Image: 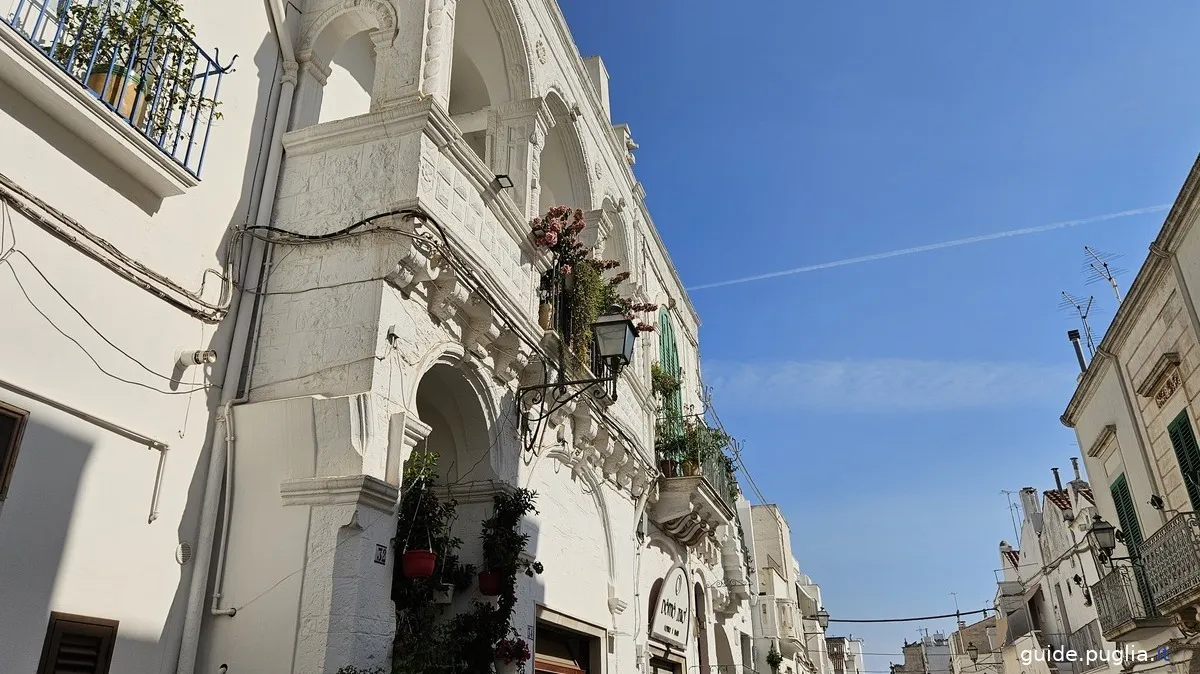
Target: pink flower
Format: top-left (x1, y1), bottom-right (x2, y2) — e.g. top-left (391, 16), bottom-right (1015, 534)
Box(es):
top-left (543, 232), bottom-right (558, 247)
top-left (560, 264), bottom-right (572, 275)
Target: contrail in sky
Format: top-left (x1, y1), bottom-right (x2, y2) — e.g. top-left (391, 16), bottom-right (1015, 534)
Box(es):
top-left (687, 204), bottom-right (1172, 291)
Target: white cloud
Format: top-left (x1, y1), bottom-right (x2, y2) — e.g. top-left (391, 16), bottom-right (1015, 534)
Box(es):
top-left (702, 358), bottom-right (1076, 413)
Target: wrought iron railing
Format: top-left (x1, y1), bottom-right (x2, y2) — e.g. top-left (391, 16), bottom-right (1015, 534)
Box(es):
top-left (3, 0), bottom-right (230, 178)
top-left (1141, 512), bottom-right (1200, 609)
top-left (1090, 564), bottom-right (1157, 635)
top-left (688, 667), bottom-right (759, 674)
top-left (1066, 620), bottom-right (1104, 674)
top-left (538, 269), bottom-right (617, 398)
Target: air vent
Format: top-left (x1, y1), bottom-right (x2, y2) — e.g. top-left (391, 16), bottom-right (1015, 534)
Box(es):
top-left (176, 542), bottom-right (193, 565)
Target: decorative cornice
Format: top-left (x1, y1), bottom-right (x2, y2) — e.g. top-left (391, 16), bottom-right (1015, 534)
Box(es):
top-left (1062, 153), bottom-right (1200, 425)
top-left (1135, 352), bottom-right (1181, 397)
top-left (280, 475), bottom-right (399, 512)
top-left (1087, 424), bottom-right (1118, 458)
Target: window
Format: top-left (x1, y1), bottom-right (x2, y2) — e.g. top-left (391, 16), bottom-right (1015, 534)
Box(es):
top-left (1166, 409), bottom-right (1200, 510)
top-left (657, 309), bottom-right (683, 423)
top-left (37, 612), bottom-right (118, 674)
top-left (1109, 474), bottom-right (1154, 610)
top-left (0, 400), bottom-right (29, 500)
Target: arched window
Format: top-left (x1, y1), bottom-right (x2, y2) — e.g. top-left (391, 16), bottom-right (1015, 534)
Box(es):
top-left (657, 309), bottom-right (683, 423)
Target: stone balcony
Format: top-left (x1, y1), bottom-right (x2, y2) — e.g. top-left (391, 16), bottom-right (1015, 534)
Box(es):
top-left (648, 456), bottom-right (737, 552)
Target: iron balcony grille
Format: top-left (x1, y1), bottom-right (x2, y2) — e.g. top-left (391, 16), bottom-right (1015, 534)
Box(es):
top-left (4, 0), bottom-right (229, 178)
top-left (1090, 563), bottom-right (1158, 635)
top-left (1140, 512), bottom-right (1200, 610)
top-left (538, 268), bottom-right (619, 398)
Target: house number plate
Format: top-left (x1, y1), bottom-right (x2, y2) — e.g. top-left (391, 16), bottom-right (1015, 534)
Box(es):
top-left (374, 544), bottom-right (387, 565)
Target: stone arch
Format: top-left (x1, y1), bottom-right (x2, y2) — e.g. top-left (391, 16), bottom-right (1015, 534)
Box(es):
top-left (448, 0), bottom-right (534, 161)
top-left (538, 88), bottom-right (594, 212)
top-left (292, 0), bottom-right (399, 127)
top-left (409, 346), bottom-right (501, 484)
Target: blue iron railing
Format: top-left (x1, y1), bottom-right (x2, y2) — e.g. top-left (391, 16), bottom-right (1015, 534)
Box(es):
top-left (3, 0), bottom-right (234, 178)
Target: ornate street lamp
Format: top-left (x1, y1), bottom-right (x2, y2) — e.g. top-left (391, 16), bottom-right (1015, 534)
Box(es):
top-left (1087, 514), bottom-right (1117, 559)
top-left (517, 306), bottom-right (637, 416)
top-left (816, 607), bottom-right (830, 631)
top-left (967, 642), bottom-right (979, 664)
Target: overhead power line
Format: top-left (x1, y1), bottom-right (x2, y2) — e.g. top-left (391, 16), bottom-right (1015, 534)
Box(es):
top-left (826, 608), bottom-right (991, 624)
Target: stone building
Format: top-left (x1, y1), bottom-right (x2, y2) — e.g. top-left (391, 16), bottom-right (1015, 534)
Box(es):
top-left (0, 0), bottom-right (765, 673)
top-left (1060, 153), bottom-right (1200, 674)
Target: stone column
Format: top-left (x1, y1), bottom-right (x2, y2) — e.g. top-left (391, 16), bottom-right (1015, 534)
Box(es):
top-left (291, 53), bottom-right (331, 130)
top-left (283, 475), bottom-right (400, 674)
top-left (385, 409), bottom-right (433, 486)
top-left (490, 98), bottom-right (553, 220)
top-left (416, 0), bottom-right (458, 110)
top-left (370, 10), bottom-right (426, 110)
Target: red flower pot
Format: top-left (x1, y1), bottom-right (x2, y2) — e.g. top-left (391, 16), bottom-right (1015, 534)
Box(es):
top-left (402, 550), bottom-right (437, 579)
top-left (478, 570), bottom-right (503, 596)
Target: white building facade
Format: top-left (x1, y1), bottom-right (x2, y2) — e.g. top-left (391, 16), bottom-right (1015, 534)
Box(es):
top-left (991, 468), bottom-right (1119, 674)
top-left (1061, 154), bottom-right (1200, 674)
top-left (1, 0), bottom-right (762, 673)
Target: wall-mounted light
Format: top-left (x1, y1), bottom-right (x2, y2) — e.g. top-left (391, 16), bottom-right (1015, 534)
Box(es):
top-left (491, 174), bottom-right (514, 191)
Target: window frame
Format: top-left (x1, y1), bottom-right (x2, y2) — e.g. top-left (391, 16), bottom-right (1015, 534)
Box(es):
top-left (36, 611), bottom-right (119, 674)
top-left (0, 399), bottom-right (29, 500)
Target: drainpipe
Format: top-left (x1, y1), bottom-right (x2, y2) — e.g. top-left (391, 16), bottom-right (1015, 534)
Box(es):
top-left (174, 5), bottom-right (298, 673)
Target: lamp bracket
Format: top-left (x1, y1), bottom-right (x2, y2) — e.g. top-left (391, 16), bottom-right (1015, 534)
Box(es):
top-left (518, 374), bottom-right (617, 422)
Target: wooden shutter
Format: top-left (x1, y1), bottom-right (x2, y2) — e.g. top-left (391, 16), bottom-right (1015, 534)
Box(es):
top-left (0, 400), bottom-right (29, 500)
top-left (1166, 410), bottom-right (1200, 511)
top-left (657, 309), bottom-right (683, 422)
top-left (1110, 474), bottom-right (1143, 551)
top-left (37, 613), bottom-right (118, 674)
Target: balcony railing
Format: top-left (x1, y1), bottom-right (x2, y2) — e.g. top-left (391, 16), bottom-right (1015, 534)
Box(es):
top-left (688, 667), bottom-right (759, 674)
top-left (537, 269), bottom-right (618, 398)
top-left (1141, 512), bottom-right (1200, 611)
top-left (3, 0), bottom-right (229, 178)
top-left (657, 448), bottom-right (738, 513)
top-left (1090, 564), bottom-right (1158, 636)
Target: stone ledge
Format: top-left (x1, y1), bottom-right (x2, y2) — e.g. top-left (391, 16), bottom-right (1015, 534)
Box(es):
top-left (280, 475), bottom-right (398, 512)
top-left (1136, 352), bottom-right (1181, 396)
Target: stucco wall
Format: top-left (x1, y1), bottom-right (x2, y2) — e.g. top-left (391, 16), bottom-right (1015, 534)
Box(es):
top-left (0, 0), bottom-right (277, 669)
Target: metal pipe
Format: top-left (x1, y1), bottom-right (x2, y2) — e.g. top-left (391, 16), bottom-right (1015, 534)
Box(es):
top-left (0, 377), bottom-right (169, 523)
top-left (175, 9), bottom-right (297, 670)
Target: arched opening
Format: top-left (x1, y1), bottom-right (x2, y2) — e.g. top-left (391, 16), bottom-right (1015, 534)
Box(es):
top-left (318, 30), bottom-right (376, 124)
top-left (538, 94), bottom-right (590, 212)
top-left (694, 583), bottom-right (710, 670)
top-left (414, 362), bottom-right (496, 484)
top-left (448, 0), bottom-right (514, 162)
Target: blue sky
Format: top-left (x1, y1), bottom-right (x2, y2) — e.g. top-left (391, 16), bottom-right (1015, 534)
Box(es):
top-left (560, 0), bottom-right (1200, 670)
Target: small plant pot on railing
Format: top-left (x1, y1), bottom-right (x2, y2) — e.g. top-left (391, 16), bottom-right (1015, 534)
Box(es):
top-left (401, 550), bottom-right (437, 579)
top-left (478, 570), bottom-right (503, 596)
top-left (681, 460), bottom-right (700, 477)
top-left (86, 65), bottom-right (148, 127)
top-left (538, 302), bottom-right (554, 331)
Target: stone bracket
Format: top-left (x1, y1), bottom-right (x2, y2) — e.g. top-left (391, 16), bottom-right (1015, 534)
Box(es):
top-left (280, 475), bottom-right (399, 513)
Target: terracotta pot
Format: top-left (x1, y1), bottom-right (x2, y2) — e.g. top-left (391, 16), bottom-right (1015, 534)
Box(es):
top-left (401, 550), bottom-right (437, 579)
top-left (659, 459), bottom-right (678, 477)
top-left (538, 302), bottom-right (554, 330)
top-left (86, 65), bottom-right (148, 127)
top-left (478, 570), bottom-right (503, 596)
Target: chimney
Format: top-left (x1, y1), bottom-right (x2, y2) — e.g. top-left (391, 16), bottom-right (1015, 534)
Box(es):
top-left (1052, 467), bottom-right (1063, 491)
top-left (1071, 457), bottom-right (1082, 481)
top-left (1068, 330), bottom-right (1088, 373)
top-left (1019, 487), bottom-right (1041, 518)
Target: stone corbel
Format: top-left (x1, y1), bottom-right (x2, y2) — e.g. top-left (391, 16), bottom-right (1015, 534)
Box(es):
top-left (547, 388), bottom-right (576, 427)
top-left (385, 241), bottom-right (438, 296)
top-left (462, 293), bottom-right (501, 357)
top-left (616, 455), bottom-right (639, 491)
top-left (602, 441), bottom-right (630, 481)
top-left (488, 329), bottom-right (524, 384)
top-left (428, 260), bottom-right (469, 322)
top-left (588, 424), bottom-right (611, 472)
top-left (631, 470), bottom-right (649, 498)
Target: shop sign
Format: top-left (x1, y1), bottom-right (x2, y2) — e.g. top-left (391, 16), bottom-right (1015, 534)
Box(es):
top-left (649, 566), bottom-right (690, 649)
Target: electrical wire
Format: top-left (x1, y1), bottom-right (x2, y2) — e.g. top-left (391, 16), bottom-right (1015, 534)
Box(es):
top-left (827, 608), bottom-right (993, 624)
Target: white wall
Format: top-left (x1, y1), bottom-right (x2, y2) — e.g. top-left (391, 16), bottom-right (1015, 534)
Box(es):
top-left (0, 0), bottom-right (276, 669)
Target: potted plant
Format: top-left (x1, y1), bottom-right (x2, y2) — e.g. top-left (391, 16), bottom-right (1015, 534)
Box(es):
top-left (656, 415), bottom-right (731, 477)
top-left (398, 450), bottom-right (441, 579)
top-left (494, 630), bottom-right (532, 674)
top-left (53, 0), bottom-right (221, 141)
top-left (479, 489), bottom-right (541, 597)
top-left (651, 362), bottom-right (681, 399)
top-left (767, 644), bottom-right (783, 672)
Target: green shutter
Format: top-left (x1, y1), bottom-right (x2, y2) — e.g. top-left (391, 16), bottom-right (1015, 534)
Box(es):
top-left (1110, 474), bottom-right (1155, 612)
top-left (1166, 410), bottom-right (1200, 511)
top-left (1110, 474), bottom-right (1143, 552)
top-left (657, 309), bottom-right (683, 424)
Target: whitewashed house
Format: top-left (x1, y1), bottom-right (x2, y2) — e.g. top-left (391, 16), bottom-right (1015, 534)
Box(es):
top-left (749, 504), bottom-right (833, 674)
top-left (0, 0), bottom-right (278, 671)
top-left (1060, 153), bottom-right (1200, 674)
top-left (991, 467), bottom-right (1119, 674)
top-left (1, 0), bottom-right (761, 673)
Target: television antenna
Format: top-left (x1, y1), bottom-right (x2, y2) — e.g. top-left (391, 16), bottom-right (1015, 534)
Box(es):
top-left (1059, 291), bottom-right (1097, 357)
top-left (1083, 246), bottom-right (1125, 304)
top-left (1000, 490), bottom-right (1021, 541)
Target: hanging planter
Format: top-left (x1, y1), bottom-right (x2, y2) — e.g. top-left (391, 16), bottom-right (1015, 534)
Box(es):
top-left (402, 549), bottom-right (437, 579)
top-left (478, 570), bottom-right (503, 596)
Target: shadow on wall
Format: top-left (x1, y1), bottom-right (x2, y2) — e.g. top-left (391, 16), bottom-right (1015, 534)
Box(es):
top-left (156, 30), bottom-right (282, 673)
top-left (0, 419), bottom-right (94, 672)
top-left (0, 76), bottom-right (162, 214)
